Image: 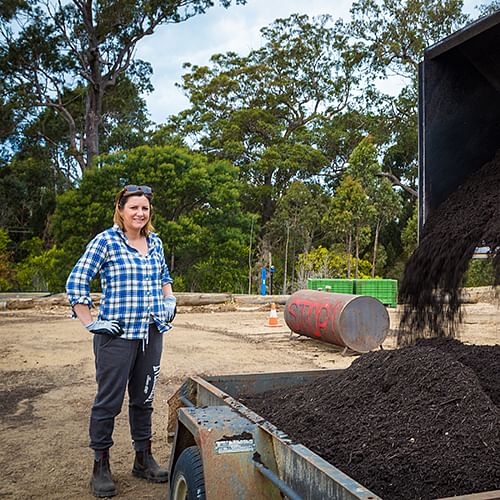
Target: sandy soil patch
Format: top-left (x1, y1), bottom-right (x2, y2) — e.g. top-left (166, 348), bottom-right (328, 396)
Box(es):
top-left (0, 302), bottom-right (497, 499)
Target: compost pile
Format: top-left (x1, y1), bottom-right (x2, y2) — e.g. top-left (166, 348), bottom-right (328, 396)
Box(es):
top-left (398, 151), bottom-right (500, 344)
top-left (242, 339), bottom-right (500, 500)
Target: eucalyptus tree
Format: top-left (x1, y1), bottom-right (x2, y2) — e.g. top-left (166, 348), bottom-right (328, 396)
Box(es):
top-left (169, 14), bottom-right (363, 226)
top-left (346, 137), bottom-right (402, 275)
top-left (0, 147), bottom-right (66, 254)
top-left (349, 0), bottom-right (469, 81)
top-left (0, 0), bottom-right (246, 174)
top-left (346, 0), bottom-right (469, 201)
top-left (266, 181), bottom-right (328, 293)
top-left (0, 70), bottom-right (151, 255)
top-left (477, 1), bottom-right (500, 15)
top-left (323, 175), bottom-right (375, 279)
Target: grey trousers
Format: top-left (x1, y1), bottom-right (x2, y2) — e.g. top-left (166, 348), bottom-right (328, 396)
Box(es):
top-left (90, 324), bottom-right (163, 452)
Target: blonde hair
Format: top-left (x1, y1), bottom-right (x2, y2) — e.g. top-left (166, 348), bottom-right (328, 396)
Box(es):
top-left (113, 190), bottom-right (154, 237)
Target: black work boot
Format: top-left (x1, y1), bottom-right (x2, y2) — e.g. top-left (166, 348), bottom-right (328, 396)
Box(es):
top-left (132, 442), bottom-right (169, 483)
top-left (90, 451), bottom-right (117, 497)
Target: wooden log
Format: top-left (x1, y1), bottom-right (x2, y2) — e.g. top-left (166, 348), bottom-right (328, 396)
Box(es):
top-left (6, 298), bottom-right (35, 310)
top-left (232, 294), bottom-right (290, 305)
top-left (5, 288), bottom-right (493, 310)
top-left (460, 286), bottom-right (498, 304)
top-left (176, 293), bottom-right (232, 306)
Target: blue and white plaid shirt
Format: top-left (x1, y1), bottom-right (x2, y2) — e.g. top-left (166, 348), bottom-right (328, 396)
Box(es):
top-left (66, 224), bottom-right (174, 339)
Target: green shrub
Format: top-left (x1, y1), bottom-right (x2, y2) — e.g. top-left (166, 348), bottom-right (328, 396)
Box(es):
top-left (464, 258), bottom-right (495, 287)
top-left (297, 245), bottom-right (373, 285)
top-left (0, 229), bottom-right (15, 291)
top-left (16, 240), bottom-right (69, 293)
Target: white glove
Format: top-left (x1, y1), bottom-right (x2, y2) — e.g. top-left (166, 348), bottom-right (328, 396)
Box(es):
top-left (86, 320), bottom-right (124, 337)
top-left (164, 296), bottom-right (177, 323)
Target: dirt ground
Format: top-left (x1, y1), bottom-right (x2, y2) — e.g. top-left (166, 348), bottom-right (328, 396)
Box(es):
top-left (0, 300), bottom-right (498, 499)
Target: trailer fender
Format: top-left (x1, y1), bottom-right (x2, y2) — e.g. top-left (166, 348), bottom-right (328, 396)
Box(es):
top-left (172, 405), bottom-right (283, 500)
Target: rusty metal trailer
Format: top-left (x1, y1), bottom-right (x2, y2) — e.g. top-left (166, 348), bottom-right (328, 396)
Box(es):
top-left (166, 370), bottom-right (500, 500)
top-left (167, 369), bottom-right (380, 500)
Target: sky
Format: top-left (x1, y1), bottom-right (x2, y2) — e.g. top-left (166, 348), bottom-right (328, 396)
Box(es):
top-left (135, 0), bottom-right (482, 124)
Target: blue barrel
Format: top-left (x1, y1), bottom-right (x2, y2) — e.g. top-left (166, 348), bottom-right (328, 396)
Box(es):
top-left (284, 290), bottom-right (390, 353)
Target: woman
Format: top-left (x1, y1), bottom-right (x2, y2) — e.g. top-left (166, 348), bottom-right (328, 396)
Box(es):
top-left (66, 185), bottom-right (176, 497)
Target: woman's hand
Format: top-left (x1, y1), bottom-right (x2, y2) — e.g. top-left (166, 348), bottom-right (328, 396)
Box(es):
top-left (164, 296), bottom-right (177, 323)
top-left (86, 320), bottom-right (124, 337)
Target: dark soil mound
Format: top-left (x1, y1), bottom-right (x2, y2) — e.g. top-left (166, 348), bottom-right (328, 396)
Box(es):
top-left (398, 153), bottom-right (500, 344)
top-left (242, 343), bottom-right (500, 500)
top-left (416, 337), bottom-right (500, 407)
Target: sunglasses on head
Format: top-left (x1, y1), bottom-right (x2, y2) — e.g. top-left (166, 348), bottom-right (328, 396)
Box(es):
top-left (121, 185), bottom-right (153, 198)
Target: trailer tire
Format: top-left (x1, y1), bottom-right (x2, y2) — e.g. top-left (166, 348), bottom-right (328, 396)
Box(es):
top-left (170, 446), bottom-right (206, 500)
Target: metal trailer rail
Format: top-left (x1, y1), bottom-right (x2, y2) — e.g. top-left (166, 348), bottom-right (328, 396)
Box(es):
top-left (167, 370), bottom-right (500, 500)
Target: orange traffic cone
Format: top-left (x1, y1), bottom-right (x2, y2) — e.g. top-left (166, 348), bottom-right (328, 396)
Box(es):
top-left (265, 302), bottom-right (281, 327)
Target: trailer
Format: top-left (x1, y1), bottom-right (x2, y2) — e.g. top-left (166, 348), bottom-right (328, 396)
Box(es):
top-left (167, 369), bottom-right (381, 500)
top-left (166, 369), bottom-right (500, 500)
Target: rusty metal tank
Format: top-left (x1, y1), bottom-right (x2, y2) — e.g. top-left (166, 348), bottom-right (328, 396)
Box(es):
top-left (284, 290), bottom-right (390, 353)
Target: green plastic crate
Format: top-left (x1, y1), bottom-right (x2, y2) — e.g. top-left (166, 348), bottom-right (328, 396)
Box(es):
top-left (354, 279), bottom-right (398, 307)
top-left (307, 278), bottom-right (323, 290)
top-left (307, 278), bottom-right (397, 306)
top-left (327, 279), bottom-right (354, 294)
top-left (307, 278), bottom-right (354, 294)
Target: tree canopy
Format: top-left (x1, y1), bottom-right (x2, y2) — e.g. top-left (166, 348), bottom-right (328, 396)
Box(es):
top-left (2, 1), bottom-right (497, 293)
top-left (50, 144), bottom-right (251, 292)
top-left (0, 0), bottom-right (246, 173)
top-left (161, 14), bottom-right (363, 225)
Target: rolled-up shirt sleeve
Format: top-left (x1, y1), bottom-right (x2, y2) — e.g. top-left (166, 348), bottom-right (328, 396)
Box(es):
top-left (66, 235), bottom-right (108, 308)
top-left (157, 238), bottom-right (173, 286)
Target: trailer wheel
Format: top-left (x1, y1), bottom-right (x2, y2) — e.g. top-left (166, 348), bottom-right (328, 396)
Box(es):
top-left (170, 446), bottom-right (206, 500)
